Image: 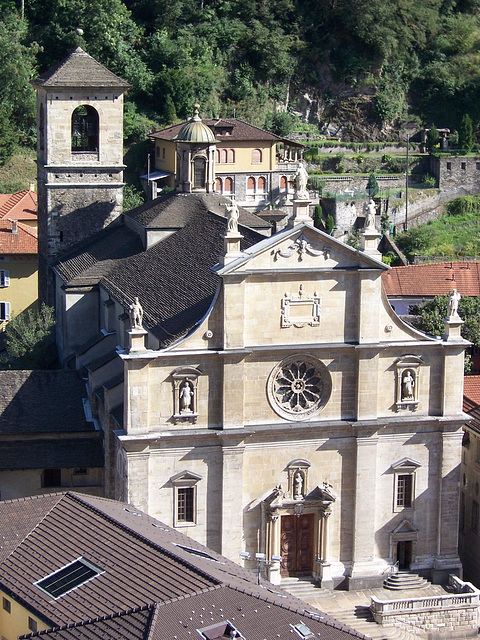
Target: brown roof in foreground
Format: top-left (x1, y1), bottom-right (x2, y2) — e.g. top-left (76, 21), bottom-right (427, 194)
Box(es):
top-left (463, 376), bottom-right (480, 432)
top-left (0, 189), bottom-right (37, 222)
top-left (32, 47), bottom-right (130, 89)
top-left (0, 219), bottom-right (37, 254)
top-left (151, 117), bottom-right (303, 146)
top-left (1, 493), bottom-right (365, 640)
top-left (382, 261), bottom-right (480, 297)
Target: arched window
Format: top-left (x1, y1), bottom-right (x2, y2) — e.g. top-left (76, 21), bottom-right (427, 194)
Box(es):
top-left (224, 177), bottom-right (233, 194)
top-left (215, 177), bottom-right (222, 192)
top-left (227, 149), bottom-right (235, 163)
top-left (193, 157), bottom-right (206, 189)
top-left (280, 176), bottom-right (287, 191)
top-left (257, 176), bottom-right (266, 193)
top-left (71, 105), bottom-right (99, 152)
top-left (288, 177), bottom-right (295, 192)
top-left (216, 149), bottom-right (220, 163)
top-left (252, 148), bottom-right (262, 163)
top-left (247, 176), bottom-right (256, 192)
top-left (220, 149), bottom-right (228, 163)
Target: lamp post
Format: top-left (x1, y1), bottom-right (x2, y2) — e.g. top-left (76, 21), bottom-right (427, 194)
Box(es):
top-left (239, 552), bottom-right (282, 585)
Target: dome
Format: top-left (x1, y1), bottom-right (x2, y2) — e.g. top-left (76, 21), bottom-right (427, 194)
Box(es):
top-left (174, 104), bottom-right (216, 144)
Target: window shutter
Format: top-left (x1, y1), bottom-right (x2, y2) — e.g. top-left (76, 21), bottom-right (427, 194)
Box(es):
top-left (4, 271), bottom-right (9, 287)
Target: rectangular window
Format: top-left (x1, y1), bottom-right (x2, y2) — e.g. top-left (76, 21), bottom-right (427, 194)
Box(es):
top-left (0, 270), bottom-right (10, 287)
top-left (2, 597), bottom-right (10, 613)
top-left (476, 437), bottom-right (480, 463)
top-left (43, 468), bottom-right (62, 488)
top-left (476, 162), bottom-right (480, 170)
top-left (177, 487), bottom-right (195, 523)
top-left (472, 500), bottom-right (479, 533)
top-left (28, 617), bottom-right (37, 633)
top-left (461, 162), bottom-right (467, 170)
top-left (396, 474), bottom-right (413, 509)
top-left (446, 162), bottom-right (452, 170)
top-left (0, 302), bottom-right (10, 321)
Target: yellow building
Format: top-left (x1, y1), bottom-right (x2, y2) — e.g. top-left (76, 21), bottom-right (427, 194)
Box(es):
top-left (0, 216), bottom-right (37, 328)
top-left (148, 110), bottom-right (304, 217)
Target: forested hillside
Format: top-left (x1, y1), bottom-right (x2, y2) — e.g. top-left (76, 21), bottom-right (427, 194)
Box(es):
top-left (2, 0), bottom-right (480, 159)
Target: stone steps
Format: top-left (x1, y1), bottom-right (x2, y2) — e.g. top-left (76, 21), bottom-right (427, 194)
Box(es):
top-left (383, 572), bottom-right (430, 591)
top-left (280, 577), bottom-right (328, 600)
top-left (327, 606), bottom-right (422, 640)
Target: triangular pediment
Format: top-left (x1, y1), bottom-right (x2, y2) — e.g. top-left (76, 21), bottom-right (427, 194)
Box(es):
top-left (391, 457), bottom-right (422, 471)
top-left (170, 469), bottom-right (202, 483)
top-left (214, 223), bottom-right (387, 275)
top-left (392, 518), bottom-right (419, 535)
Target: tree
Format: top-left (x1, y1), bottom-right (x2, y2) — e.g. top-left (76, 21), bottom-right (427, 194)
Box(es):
top-left (426, 124), bottom-right (439, 154)
top-left (459, 113), bottom-right (475, 151)
top-left (410, 294), bottom-right (480, 372)
top-left (3, 304), bottom-right (57, 369)
top-left (367, 173), bottom-right (379, 197)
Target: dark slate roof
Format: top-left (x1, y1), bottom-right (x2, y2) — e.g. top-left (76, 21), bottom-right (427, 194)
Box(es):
top-left (1, 493), bottom-right (365, 640)
top-left (32, 47), bottom-right (130, 89)
top-left (54, 194), bottom-right (265, 345)
top-left (0, 371), bottom-right (92, 435)
top-left (150, 117), bottom-right (304, 147)
top-left (0, 438), bottom-right (103, 470)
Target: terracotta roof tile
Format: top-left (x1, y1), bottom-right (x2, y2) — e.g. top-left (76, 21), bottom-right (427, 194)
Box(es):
top-left (464, 375), bottom-right (480, 406)
top-left (382, 261), bottom-right (480, 297)
top-left (151, 117), bottom-right (303, 146)
top-left (32, 47), bottom-right (130, 89)
top-left (0, 219), bottom-right (37, 254)
top-left (0, 190), bottom-right (37, 222)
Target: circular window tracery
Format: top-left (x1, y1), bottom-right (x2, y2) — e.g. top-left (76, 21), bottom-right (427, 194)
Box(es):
top-left (267, 355), bottom-right (332, 421)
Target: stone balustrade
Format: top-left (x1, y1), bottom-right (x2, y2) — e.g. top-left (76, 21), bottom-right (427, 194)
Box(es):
top-left (370, 575), bottom-right (480, 638)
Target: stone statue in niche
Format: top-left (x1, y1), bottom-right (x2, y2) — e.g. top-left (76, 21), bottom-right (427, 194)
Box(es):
top-left (364, 199), bottom-right (376, 230)
top-left (179, 378), bottom-right (194, 413)
top-left (129, 296), bottom-right (144, 330)
top-left (401, 370), bottom-right (415, 401)
top-left (447, 288), bottom-right (461, 319)
top-left (293, 470), bottom-right (304, 500)
top-left (294, 162), bottom-right (309, 199)
top-left (226, 199), bottom-right (239, 233)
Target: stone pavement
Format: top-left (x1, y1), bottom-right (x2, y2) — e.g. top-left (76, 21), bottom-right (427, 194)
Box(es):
top-left (282, 580), bottom-right (463, 640)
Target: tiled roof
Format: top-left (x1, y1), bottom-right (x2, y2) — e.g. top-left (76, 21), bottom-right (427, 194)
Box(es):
top-left (0, 219), bottom-right (37, 254)
top-left (54, 194), bottom-right (265, 345)
top-left (1, 493), bottom-right (364, 640)
top-left (464, 375), bottom-right (480, 406)
top-left (150, 117), bottom-right (303, 146)
top-left (0, 371), bottom-right (92, 435)
top-left (32, 47), bottom-right (130, 89)
top-left (0, 190), bottom-right (37, 222)
top-left (382, 261), bottom-right (480, 297)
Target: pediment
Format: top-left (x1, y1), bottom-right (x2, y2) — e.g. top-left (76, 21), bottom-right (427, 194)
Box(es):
top-left (215, 223), bottom-right (388, 275)
top-left (391, 518), bottom-right (419, 535)
top-left (391, 457), bottom-right (422, 471)
top-left (307, 483), bottom-right (337, 503)
top-left (170, 469), bottom-right (202, 483)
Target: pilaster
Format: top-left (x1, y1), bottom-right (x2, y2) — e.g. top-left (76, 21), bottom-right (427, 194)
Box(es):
top-left (220, 443), bottom-right (245, 559)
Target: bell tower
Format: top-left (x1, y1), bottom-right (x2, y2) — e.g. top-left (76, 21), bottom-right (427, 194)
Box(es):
top-left (32, 47), bottom-right (130, 304)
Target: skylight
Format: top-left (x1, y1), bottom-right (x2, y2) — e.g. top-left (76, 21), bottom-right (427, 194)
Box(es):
top-left (35, 557), bottom-right (103, 599)
top-left (291, 622), bottom-right (315, 640)
top-left (173, 543), bottom-right (219, 562)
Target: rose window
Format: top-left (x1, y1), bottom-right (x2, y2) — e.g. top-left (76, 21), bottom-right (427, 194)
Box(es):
top-left (267, 355), bottom-right (332, 421)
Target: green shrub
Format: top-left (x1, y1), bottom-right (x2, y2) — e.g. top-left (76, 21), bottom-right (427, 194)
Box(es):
top-left (446, 196), bottom-right (480, 216)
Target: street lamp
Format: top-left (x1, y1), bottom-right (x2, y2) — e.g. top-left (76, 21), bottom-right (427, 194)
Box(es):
top-left (240, 552), bottom-right (282, 585)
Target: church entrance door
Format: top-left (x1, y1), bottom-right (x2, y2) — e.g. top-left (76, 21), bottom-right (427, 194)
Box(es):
top-left (280, 513), bottom-right (314, 577)
top-left (397, 541), bottom-right (412, 570)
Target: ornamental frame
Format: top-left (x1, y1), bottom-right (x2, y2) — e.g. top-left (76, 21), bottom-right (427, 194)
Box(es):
top-left (281, 284), bottom-right (321, 328)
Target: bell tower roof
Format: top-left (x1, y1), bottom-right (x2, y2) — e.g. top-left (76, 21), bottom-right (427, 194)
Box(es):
top-left (32, 47), bottom-right (130, 89)
top-left (174, 104), bottom-right (217, 144)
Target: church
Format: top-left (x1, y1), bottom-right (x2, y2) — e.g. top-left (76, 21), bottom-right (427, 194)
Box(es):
top-left (33, 48), bottom-right (467, 590)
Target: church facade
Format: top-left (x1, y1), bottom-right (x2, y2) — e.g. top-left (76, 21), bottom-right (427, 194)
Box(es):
top-left (35, 49), bottom-right (467, 590)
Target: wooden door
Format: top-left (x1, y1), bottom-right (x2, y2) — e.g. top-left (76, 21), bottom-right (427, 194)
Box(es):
top-left (280, 513), bottom-right (314, 576)
top-left (397, 541), bottom-right (412, 570)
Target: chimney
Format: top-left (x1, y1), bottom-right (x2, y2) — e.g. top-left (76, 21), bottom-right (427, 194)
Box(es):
top-left (29, 182), bottom-right (35, 192)
top-left (11, 221), bottom-right (18, 234)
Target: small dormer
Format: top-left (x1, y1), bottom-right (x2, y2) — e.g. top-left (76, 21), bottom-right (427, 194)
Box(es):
top-left (174, 104), bottom-right (218, 193)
